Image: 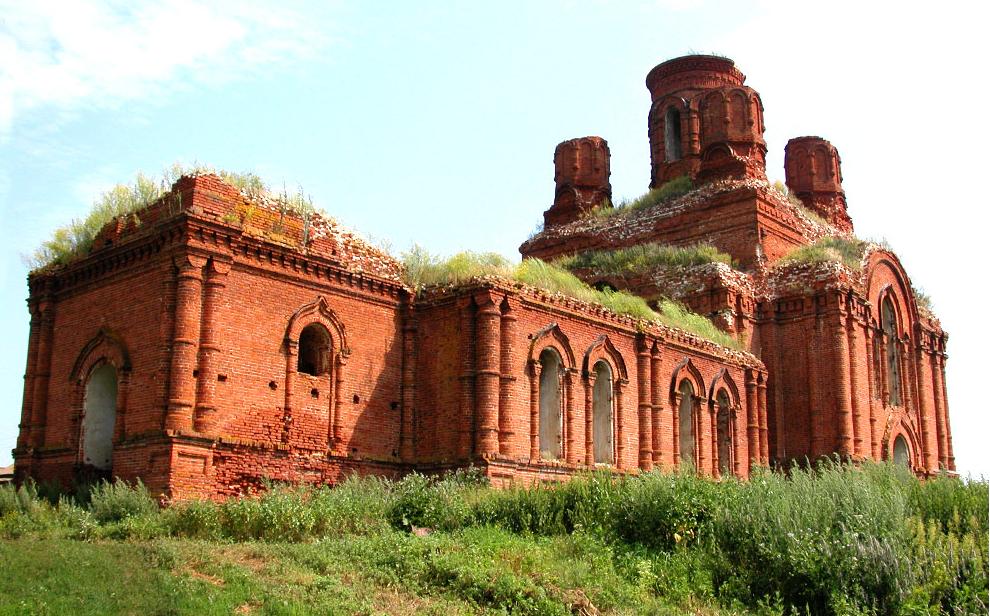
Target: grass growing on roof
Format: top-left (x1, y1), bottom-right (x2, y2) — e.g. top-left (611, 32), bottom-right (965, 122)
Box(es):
top-left (401, 248), bottom-right (740, 349)
top-left (587, 176), bottom-right (693, 219)
top-left (557, 242), bottom-right (732, 277)
top-left (779, 236), bottom-right (870, 270)
top-left (656, 299), bottom-right (738, 348)
top-left (26, 164), bottom-right (317, 272)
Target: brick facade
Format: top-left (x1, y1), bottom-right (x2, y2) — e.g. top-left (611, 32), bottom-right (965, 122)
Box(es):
top-left (13, 54), bottom-right (952, 499)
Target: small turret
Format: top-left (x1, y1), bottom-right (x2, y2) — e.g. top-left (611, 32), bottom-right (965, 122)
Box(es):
top-left (645, 55), bottom-right (767, 187)
top-left (784, 136), bottom-right (852, 232)
top-left (543, 136), bottom-right (611, 227)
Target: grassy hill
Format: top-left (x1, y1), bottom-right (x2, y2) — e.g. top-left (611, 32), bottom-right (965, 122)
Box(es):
top-left (0, 462), bottom-right (986, 615)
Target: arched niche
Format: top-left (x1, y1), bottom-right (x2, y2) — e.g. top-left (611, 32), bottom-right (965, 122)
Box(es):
top-left (538, 347), bottom-right (564, 460)
top-left (714, 388), bottom-right (733, 477)
top-left (82, 363), bottom-right (117, 471)
top-left (69, 328), bottom-right (131, 473)
top-left (592, 360), bottom-right (614, 464)
top-left (678, 378), bottom-right (696, 468)
top-left (284, 296), bottom-right (350, 447)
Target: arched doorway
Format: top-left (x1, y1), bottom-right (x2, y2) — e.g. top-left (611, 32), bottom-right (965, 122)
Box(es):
top-left (893, 435), bottom-right (910, 468)
top-left (82, 364), bottom-right (118, 471)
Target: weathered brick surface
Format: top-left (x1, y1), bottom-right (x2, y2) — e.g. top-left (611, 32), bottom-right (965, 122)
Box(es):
top-left (14, 54), bottom-right (953, 498)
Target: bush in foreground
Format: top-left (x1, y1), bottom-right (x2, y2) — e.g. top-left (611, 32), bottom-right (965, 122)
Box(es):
top-left (0, 463), bottom-right (986, 615)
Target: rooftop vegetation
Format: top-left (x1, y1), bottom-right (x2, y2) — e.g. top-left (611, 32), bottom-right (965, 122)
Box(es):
top-left (401, 247), bottom-right (740, 349)
top-left (585, 175), bottom-right (694, 220)
top-left (778, 236), bottom-right (871, 271)
top-left (25, 164), bottom-right (317, 272)
top-left (771, 180), bottom-right (829, 227)
top-left (556, 242), bottom-right (732, 277)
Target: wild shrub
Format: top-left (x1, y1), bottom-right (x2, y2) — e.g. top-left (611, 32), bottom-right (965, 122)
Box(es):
top-left (613, 470), bottom-right (732, 551)
top-left (387, 473), bottom-right (472, 532)
top-left (907, 474), bottom-right (989, 533)
top-left (88, 480), bottom-right (157, 524)
top-left (711, 461), bottom-right (916, 614)
top-left (307, 475), bottom-right (393, 537)
top-left (169, 499), bottom-right (222, 540)
top-left (469, 473), bottom-right (619, 537)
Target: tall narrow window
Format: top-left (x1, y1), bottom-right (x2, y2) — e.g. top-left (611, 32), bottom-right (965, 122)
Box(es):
top-left (298, 323), bottom-right (331, 376)
top-left (539, 349), bottom-right (563, 460)
top-left (716, 389), bottom-right (732, 476)
top-left (881, 298), bottom-right (901, 406)
top-left (678, 379), bottom-right (695, 467)
top-left (665, 107), bottom-right (683, 162)
top-left (592, 361), bottom-right (613, 464)
top-left (82, 364), bottom-right (118, 471)
top-left (892, 435), bottom-right (910, 467)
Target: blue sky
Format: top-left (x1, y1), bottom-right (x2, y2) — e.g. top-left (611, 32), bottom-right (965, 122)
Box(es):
top-left (1, 1), bottom-right (987, 477)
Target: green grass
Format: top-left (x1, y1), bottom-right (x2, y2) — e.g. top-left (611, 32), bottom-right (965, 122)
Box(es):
top-left (1, 463), bottom-right (985, 615)
top-left (778, 236), bottom-right (870, 271)
top-left (556, 242), bottom-right (732, 276)
top-left (656, 299), bottom-right (738, 349)
top-left (401, 249), bottom-right (739, 348)
top-left (25, 164), bottom-right (318, 272)
top-left (587, 176), bottom-right (694, 219)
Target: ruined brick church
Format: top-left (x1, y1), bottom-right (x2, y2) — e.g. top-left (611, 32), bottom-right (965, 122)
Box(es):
top-left (14, 55), bottom-right (955, 499)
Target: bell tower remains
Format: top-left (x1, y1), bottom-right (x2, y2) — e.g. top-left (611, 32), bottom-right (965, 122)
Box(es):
top-left (543, 136), bottom-right (612, 227)
top-left (645, 55), bottom-right (767, 187)
top-left (784, 136), bottom-right (853, 233)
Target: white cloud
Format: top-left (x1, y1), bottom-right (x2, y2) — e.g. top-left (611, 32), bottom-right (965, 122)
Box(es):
top-left (0, 0), bottom-right (330, 138)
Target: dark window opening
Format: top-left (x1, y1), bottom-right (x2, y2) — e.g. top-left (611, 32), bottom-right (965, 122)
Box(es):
top-left (665, 107), bottom-right (683, 162)
top-left (881, 298), bottom-right (901, 406)
top-left (298, 323), bottom-right (331, 376)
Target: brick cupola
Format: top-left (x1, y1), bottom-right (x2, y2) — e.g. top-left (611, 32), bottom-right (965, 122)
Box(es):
top-left (543, 136), bottom-right (612, 227)
top-left (645, 55), bottom-right (766, 187)
top-left (784, 136), bottom-right (853, 233)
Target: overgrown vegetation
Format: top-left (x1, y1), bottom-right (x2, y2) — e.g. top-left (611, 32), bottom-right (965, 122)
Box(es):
top-left (25, 164), bottom-right (317, 272)
top-left (1, 462), bottom-right (985, 615)
top-left (771, 179), bottom-right (829, 226)
top-left (778, 236), bottom-right (871, 271)
top-left (557, 242), bottom-right (732, 276)
top-left (400, 248), bottom-right (739, 348)
top-left (586, 175), bottom-right (694, 219)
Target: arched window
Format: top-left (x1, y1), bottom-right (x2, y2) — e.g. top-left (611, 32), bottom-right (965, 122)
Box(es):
top-left (678, 379), bottom-right (695, 467)
top-left (539, 348), bottom-right (563, 460)
top-left (82, 364), bottom-right (118, 471)
top-left (298, 323), bottom-right (332, 376)
top-left (881, 298), bottom-right (901, 406)
top-left (664, 106), bottom-right (683, 162)
top-left (892, 435), bottom-right (910, 467)
top-left (716, 389), bottom-right (732, 476)
top-left (592, 361), bottom-right (613, 464)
